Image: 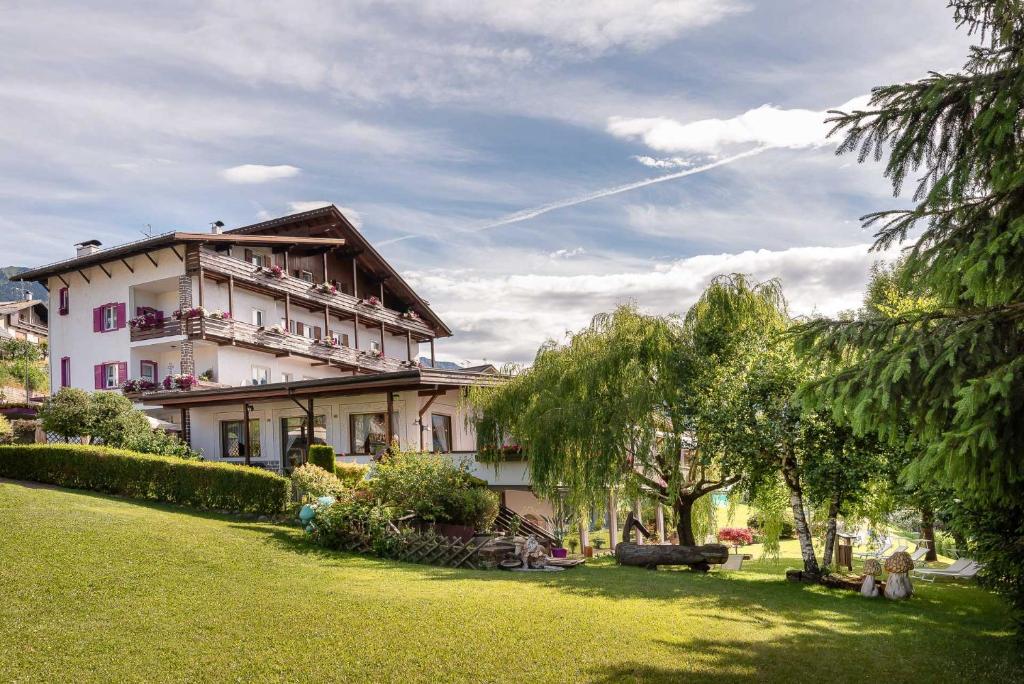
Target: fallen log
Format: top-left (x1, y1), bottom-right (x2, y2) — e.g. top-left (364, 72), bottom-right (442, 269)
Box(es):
top-left (615, 543), bottom-right (729, 572)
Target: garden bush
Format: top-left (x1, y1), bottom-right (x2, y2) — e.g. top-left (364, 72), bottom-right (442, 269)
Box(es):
top-left (307, 444), bottom-right (336, 473)
top-left (291, 463), bottom-right (348, 499)
top-left (0, 414), bottom-right (11, 444)
top-left (335, 461), bottom-right (368, 488)
top-left (11, 419), bottom-right (38, 444)
top-left (747, 514), bottom-right (795, 539)
top-left (446, 486), bottom-right (499, 532)
top-left (0, 444), bottom-right (289, 515)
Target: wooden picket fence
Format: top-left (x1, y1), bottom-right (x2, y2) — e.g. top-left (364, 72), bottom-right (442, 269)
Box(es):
top-left (386, 534), bottom-right (503, 570)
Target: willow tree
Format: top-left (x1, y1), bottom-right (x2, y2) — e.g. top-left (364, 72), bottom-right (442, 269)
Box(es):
top-left (470, 274), bottom-right (787, 546)
top-left (794, 1), bottom-right (1024, 620)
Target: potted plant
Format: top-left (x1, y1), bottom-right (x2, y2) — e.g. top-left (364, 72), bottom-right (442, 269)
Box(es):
top-left (315, 281), bottom-right (338, 295)
top-left (567, 537), bottom-right (579, 555)
top-left (263, 264), bottom-right (285, 279)
top-left (162, 374), bottom-right (197, 391)
top-left (593, 538), bottom-right (605, 552)
top-left (361, 295), bottom-right (381, 307)
top-left (401, 308), bottom-right (420, 320)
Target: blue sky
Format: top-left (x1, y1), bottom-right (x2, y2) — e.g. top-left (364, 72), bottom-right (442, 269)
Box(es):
top-left (0, 1), bottom-right (971, 362)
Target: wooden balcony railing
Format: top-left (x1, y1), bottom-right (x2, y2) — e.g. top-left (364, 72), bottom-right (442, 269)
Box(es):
top-left (190, 248), bottom-right (435, 339)
top-left (129, 316), bottom-right (412, 372)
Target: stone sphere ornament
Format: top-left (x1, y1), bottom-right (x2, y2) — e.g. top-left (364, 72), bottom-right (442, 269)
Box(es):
top-left (861, 558), bottom-right (882, 598)
top-left (883, 551), bottom-right (915, 600)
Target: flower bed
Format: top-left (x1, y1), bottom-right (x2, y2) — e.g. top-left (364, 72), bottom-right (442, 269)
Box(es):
top-left (129, 311), bottom-right (165, 330)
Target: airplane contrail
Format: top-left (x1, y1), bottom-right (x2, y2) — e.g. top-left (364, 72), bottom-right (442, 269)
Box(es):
top-left (471, 145), bottom-right (769, 232)
top-left (375, 145), bottom-right (769, 246)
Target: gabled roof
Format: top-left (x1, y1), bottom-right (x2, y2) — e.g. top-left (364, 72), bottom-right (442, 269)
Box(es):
top-left (0, 299), bottom-right (46, 315)
top-left (228, 205), bottom-right (451, 336)
top-left (13, 232), bottom-right (346, 284)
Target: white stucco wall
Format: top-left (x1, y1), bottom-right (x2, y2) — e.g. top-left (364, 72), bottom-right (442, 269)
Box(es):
top-left (47, 247), bottom-right (187, 394)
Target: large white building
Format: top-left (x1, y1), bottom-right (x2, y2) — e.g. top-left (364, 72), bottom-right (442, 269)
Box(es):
top-left (15, 205), bottom-right (552, 522)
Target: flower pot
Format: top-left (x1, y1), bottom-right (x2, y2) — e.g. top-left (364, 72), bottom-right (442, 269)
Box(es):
top-left (551, 547), bottom-right (567, 558)
top-left (583, 546), bottom-right (594, 558)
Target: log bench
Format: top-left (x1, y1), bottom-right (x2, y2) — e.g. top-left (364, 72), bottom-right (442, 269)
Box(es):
top-left (615, 543), bottom-right (729, 572)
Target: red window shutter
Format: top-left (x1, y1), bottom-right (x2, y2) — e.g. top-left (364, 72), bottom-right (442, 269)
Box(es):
top-left (93, 307), bottom-right (102, 332)
top-left (59, 288), bottom-right (69, 315)
top-left (116, 303), bottom-right (127, 329)
top-left (94, 364), bottom-right (104, 390)
top-left (60, 357), bottom-right (70, 387)
top-left (244, 248), bottom-right (254, 263)
top-left (117, 361), bottom-right (128, 384)
top-left (314, 326), bottom-right (322, 340)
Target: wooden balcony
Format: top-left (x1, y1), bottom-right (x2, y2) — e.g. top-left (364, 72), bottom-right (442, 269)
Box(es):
top-left (189, 248), bottom-right (436, 340)
top-left (130, 316), bottom-right (412, 372)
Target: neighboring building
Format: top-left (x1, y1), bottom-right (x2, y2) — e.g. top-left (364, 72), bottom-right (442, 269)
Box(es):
top-left (0, 298), bottom-right (48, 345)
top-left (14, 205), bottom-right (550, 518)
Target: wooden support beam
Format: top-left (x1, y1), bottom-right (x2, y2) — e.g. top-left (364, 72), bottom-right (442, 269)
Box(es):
top-left (407, 330), bottom-right (413, 362)
top-left (379, 281), bottom-right (385, 307)
top-left (227, 275), bottom-right (235, 317)
top-left (284, 293), bottom-right (291, 330)
top-left (77, 269), bottom-right (91, 284)
top-left (283, 251), bottom-right (290, 274)
top-left (197, 266), bottom-right (205, 307)
top-left (429, 338), bottom-right (435, 368)
top-left (119, 258), bottom-right (134, 274)
top-left (310, 361), bottom-right (330, 367)
top-left (351, 257), bottom-right (358, 299)
top-left (97, 262), bottom-right (112, 278)
top-left (385, 391), bottom-right (395, 452)
top-left (353, 311), bottom-right (360, 351)
top-left (322, 252), bottom-right (329, 284)
top-left (171, 246), bottom-right (184, 262)
top-left (144, 252), bottom-right (158, 268)
top-left (324, 304), bottom-right (330, 338)
top-left (57, 274), bottom-right (69, 288)
top-left (380, 321), bottom-right (386, 355)
top-left (242, 402), bottom-right (252, 467)
top-left (305, 397), bottom-right (315, 466)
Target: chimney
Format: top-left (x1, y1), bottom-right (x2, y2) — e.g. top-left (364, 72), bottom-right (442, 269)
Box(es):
top-left (23, 290), bottom-right (32, 301)
top-left (211, 220), bottom-right (225, 234)
top-left (75, 239), bottom-right (102, 257)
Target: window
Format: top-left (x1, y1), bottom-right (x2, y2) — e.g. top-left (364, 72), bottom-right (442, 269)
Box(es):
top-left (220, 420), bottom-right (260, 458)
top-left (350, 412), bottom-right (399, 455)
top-left (103, 304), bottom-right (117, 331)
top-left (281, 415), bottom-right (328, 469)
top-left (432, 414), bottom-right (453, 453)
top-left (60, 357), bottom-right (71, 388)
top-left (58, 288), bottom-right (69, 315)
top-left (252, 309), bottom-right (265, 327)
top-left (281, 372), bottom-right (293, 383)
top-left (298, 270), bottom-right (314, 283)
top-left (251, 366), bottom-right (271, 386)
top-left (104, 363), bottom-right (119, 389)
top-left (140, 360), bottom-right (158, 383)
top-left (244, 249), bottom-right (268, 268)
top-left (370, 340), bottom-right (381, 353)
top-left (331, 331), bottom-right (351, 347)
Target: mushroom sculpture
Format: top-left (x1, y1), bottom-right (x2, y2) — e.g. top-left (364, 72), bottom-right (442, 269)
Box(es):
top-left (861, 558), bottom-right (882, 598)
top-left (883, 551), bottom-right (915, 600)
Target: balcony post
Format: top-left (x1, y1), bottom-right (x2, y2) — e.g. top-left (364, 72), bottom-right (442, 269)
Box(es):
top-left (242, 402), bottom-right (252, 467)
top-left (322, 252), bottom-right (328, 284)
top-left (284, 293), bottom-right (291, 331)
top-left (429, 339), bottom-right (435, 368)
top-left (324, 304), bottom-right (330, 339)
top-left (407, 331), bottom-right (413, 362)
top-left (197, 265), bottom-right (205, 307)
top-left (385, 391), bottom-right (395, 452)
top-left (227, 275), bottom-right (235, 317)
top-left (380, 321), bottom-right (386, 356)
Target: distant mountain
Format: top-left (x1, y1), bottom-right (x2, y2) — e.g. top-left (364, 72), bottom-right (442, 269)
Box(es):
top-left (419, 356), bottom-right (463, 370)
top-left (0, 267), bottom-right (48, 303)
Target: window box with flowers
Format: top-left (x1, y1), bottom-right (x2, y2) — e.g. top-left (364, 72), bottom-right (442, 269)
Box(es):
top-left (316, 336), bottom-right (341, 348)
top-left (129, 311), bottom-right (165, 331)
top-left (360, 295), bottom-right (381, 308)
top-left (121, 378), bottom-right (159, 394)
top-left (162, 374), bottom-right (197, 391)
top-left (173, 306), bottom-right (207, 320)
top-left (262, 264), bottom-right (285, 279)
top-left (401, 308), bottom-right (420, 320)
top-left (314, 281), bottom-right (338, 295)
top-left (207, 309), bottom-right (231, 320)
top-left (262, 324), bottom-right (285, 336)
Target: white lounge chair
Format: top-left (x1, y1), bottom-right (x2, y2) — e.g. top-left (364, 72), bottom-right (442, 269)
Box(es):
top-left (908, 547), bottom-right (928, 564)
top-left (855, 539), bottom-right (892, 560)
top-left (881, 543), bottom-right (909, 561)
top-left (720, 555), bottom-right (744, 571)
top-left (911, 559), bottom-right (980, 582)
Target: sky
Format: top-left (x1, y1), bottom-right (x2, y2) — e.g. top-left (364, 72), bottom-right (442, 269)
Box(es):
top-left (0, 1), bottom-right (972, 364)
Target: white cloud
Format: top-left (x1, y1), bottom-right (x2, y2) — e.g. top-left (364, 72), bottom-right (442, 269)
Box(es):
top-left (413, 242), bottom-right (895, 363)
top-left (415, 1), bottom-right (748, 52)
top-left (221, 164), bottom-right (300, 184)
top-left (608, 95), bottom-right (871, 155)
top-left (549, 247), bottom-right (586, 259)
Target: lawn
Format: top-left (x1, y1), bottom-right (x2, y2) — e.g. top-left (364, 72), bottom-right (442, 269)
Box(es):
top-left (1, 481), bottom-right (1019, 683)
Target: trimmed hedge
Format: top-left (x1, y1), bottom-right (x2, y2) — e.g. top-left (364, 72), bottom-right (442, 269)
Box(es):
top-left (307, 444), bottom-right (336, 473)
top-left (0, 444), bottom-right (290, 515)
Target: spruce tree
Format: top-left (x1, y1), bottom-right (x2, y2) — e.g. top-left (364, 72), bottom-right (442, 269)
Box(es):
top-left (794, 1), bottom-right (1024, 626)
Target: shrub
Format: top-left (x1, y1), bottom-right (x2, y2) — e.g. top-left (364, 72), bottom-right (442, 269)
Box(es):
top-left (369, 450), bottom-right (470, 522)
top-left (11, 419), bottom-right (38, 444)
top-left (309, 495), bottom-right (398, 556)
top-left (335, 461), bottom-right (368, 488)
top-left (446, 486), bottom-right (499, 532)
top-left (39, 388), bottom-right (92, 440)
top-left (0, 414), bottom-right (10, 443)
top-left (0, 444), bottom-right (289, 515)
top-left (307, 445), bottom-right (336, 473)
top-left (747, 514), bottom-right (795, 539)
top-left (717, 527), bottom-right (755, 546)
top-left (291, 463), bottom-right (348, 499)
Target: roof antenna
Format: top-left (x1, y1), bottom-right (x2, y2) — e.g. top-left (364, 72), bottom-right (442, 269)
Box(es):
top-left (141, 223), bottom-right (153, 237)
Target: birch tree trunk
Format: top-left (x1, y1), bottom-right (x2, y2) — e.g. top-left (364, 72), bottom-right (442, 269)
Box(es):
top-left (782, 461), bottom-right (820, 577)
top-left (821, 495), bottom-right (840, 570)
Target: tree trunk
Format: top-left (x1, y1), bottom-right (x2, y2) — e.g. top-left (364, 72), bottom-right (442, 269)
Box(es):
top-left (615, 542), bottom-right (728, 572)
top-left (673, 496), bottom-right (697, 546)
top-left (920, 504), bottom-right (938, 562)
top-left (821, 494), bottom-right (840, 570)
top-left (782, 461), bottom-right (820, 577)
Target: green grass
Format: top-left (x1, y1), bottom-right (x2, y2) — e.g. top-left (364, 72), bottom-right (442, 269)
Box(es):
top-left (1, 482), bottom-right (1019, 683)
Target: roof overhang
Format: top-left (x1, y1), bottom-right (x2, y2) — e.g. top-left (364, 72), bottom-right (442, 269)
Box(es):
top-left (14, 233), bottom-right (346, 284)
top-left (137, 368), bottom-right (505, 409)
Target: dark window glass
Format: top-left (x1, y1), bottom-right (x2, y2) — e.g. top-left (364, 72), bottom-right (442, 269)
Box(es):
top-left (350, 412), bottom-right (398, 455)
top-left (431, 414), bottom-right (452, 453)
top-left (281, 415), bottom-right (327, 469)
top-left (221, 420), bottom-right (260, 458)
